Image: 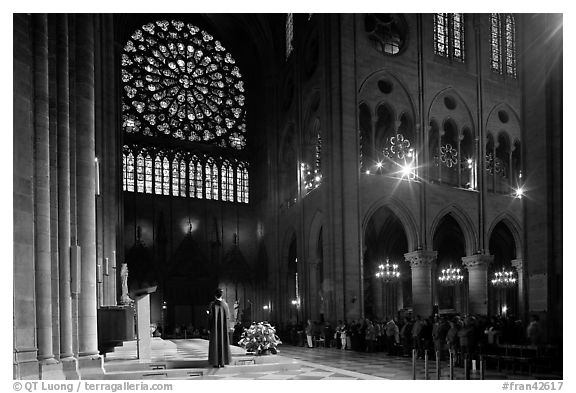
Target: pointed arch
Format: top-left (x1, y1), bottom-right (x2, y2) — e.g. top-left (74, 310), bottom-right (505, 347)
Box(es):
top-left (358, 69), bottom-right (417, 124)
top-left (428, 87), bottom-right (475, 133)
top-left (362, 196), bottom-right (419, 252)
top-left (487, 213), bottom-right (523, 259)
top-left (429, 204), bottom-right (478, 256)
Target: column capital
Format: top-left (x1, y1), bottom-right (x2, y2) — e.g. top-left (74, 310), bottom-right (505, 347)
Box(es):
top-left (511, 258), bottom-right (523, 271)
top-left (404, 250), bottom-right (437, 268)
top-left (462, 254), bottom-right (493, 270)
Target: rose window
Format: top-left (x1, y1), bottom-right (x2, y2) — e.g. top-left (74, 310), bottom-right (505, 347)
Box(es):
top-left (440, 144), bottom-right (458, 168)
top-left (122, 20), bottom-right (247, 150)
top-left (384, 133), bottom-right (412, 160)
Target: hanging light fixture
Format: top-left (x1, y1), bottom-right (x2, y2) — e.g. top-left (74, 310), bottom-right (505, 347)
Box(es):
top-left (375, 258), bottom-right (401, 282)
top-left (438, 265), bottom-right (464, 285)
top-left (491, 267), bottom-right (517, 287)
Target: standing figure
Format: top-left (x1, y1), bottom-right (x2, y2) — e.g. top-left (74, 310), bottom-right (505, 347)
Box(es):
top-left (120, 263), bottom-right (131, 305)
top-left (233, 300), bottom-right (240, 323)
top-left (208, 288), bottom-right (232, 367)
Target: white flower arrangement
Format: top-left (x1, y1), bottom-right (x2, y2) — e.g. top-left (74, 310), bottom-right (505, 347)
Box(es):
top-left (238, 321), bottom-right (282, 355)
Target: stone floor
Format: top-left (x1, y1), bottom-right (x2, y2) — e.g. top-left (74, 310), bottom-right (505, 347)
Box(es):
top-left (103, 339), bottom-right (562, 380)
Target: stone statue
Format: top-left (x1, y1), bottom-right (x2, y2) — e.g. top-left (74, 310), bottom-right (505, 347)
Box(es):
top-left (234, 300), bottom-right (240, 322)
top-left (120, 263), bottom-right (131, 305)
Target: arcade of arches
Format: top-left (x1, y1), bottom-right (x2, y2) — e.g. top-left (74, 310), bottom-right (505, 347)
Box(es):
top-left (13, 13), bottom-right (562, 379)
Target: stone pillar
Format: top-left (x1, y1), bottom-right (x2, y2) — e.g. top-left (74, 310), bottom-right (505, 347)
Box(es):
top-left (74, 14), bottom-right (104, 377)
top-left (404, 250), bottom-right (437, 317)
top-left (14, 13), bottom-right (40, 379)
top-left (55, 14), bottom-right (79, 379)
top-left (396, 279), bottom-right (404, 312)
top-left (136, 295), bottom-right (152, 361)
top-left (511, 259), bottom-right (525, 320)
top-left (308, 259), bottom-right (320, 320)
top-left (462, 254), bottom-right (493, 315)
top-left (32, 14), bottom-right (62, 379)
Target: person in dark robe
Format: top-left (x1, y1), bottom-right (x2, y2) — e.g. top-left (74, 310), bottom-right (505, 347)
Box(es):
top-left (208, 288), bottom-right (232, 367)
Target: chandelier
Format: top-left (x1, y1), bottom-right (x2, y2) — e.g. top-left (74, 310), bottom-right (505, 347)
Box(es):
top-left (491, 268), bottom-right (517, 287)
top-left (438, 265), bottom-right (464, 285)
top-left (375, 258), bottom-right (400, 282)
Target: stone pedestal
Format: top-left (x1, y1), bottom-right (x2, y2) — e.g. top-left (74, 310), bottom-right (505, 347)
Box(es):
top-left (77, 354), bottom-right (105, 380)
top-left (136, 294), bottom-right (152, 361)
top-left (404, 250), bottom-right (437, 317)
top-left (38, 359), bottom-right (65, 380)
top-left (61, 357), bottom-right (79, 380)
top-left (462, 254), bottom-right (493, 315)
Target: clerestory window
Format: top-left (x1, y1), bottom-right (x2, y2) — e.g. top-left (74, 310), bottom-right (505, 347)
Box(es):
top-left (490, 14), bottom-right (517, 78)
top-left (121, 19), bottom-right (249, 203)
top-left (434, 13), bottom-right (465, 62)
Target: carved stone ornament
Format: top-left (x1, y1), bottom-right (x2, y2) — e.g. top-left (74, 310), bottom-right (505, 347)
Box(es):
top-left (461, 254), bottom-right (494, 270)
top-left (404, 250), bottom-right (437, 268)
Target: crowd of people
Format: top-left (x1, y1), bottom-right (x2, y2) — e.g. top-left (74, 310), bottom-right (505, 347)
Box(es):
top-left (275, 313), bottom-right (544, 361)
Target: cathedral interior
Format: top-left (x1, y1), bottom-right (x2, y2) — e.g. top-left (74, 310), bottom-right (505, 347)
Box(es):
top-left (13, 13), bottom-right (562, 379)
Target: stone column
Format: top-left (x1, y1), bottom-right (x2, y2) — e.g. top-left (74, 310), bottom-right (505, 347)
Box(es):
top-left (307, 259), bottom-right (320, 320)
top-left (32, 14), bottom-right (61, 379)
top-left (396, 279), bottom-right (404, 312)
top-left (14, 13), bottom-right (40, 379)
top-left (462, 254), bottom-right (493, 315)
top-left (404, 250), bottom-right (437, 317)
top-left (511, 259), bottom-right (525, 320)
top-left (74, 14), bottom-right (103, 377)
top-left (55, 14), bottom-right (79, 379)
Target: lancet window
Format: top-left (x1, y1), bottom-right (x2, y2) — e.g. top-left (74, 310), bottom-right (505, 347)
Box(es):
top-left (434, 13), bottom-right (465, 62)
top-left (490, 14), bottom-right (517, 77)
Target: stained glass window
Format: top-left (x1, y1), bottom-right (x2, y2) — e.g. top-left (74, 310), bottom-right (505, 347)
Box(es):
top-left (490, 14), bottom-right (516, 78)
top-left (172, 157), bottom-right (180, 196)
top-left (286, 13), bottom-right (294, 59)
top-left (237, 163), bottom-right (249, 203)
top-left (490, 14), bottom-right (503, 73)
top-left (505, 15), bottom-right (517, 77)
top-left (205, 160), bottom-right (213, 200)
top-left (162, 157), bottom-right (170, 195)
top-left (221, 161), bottom-right (234, 202)
top-left (154, 156), bottom-right (163, 194)
top-left (123, 153), bottom-right (128, 191)
top-left (136, 153), bottom-right (145, 193)
top-left (452, 14), bottom-right (464, 61)
top-left (144, 153), bottom-right (153, 193)
top-left (211, 160), bottom-right (219, 201)
top-left (179, 158), bottom-right (186, 196)
top-left (121, 20), bottom-right (247, 150)
top-left (126, 152), bottom-right (135, 192)
top-left (195, 161), bottom-right (203, 199)
top-left (434, 13), bottom-right (465, 62)
top-left (188, 157), bottom-right (196, 198)
top-left (434, 14), bottom-right (449, 57)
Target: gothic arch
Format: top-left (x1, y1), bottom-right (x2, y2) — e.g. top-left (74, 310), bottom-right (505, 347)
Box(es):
top-left (428, 87), bottom-right (475, 133)
top-left (429, 204), bottom-right (478, 256)
top-left (358, 69), bottom-right (417, 123)
top-left (486, 103), bottom-right (521, 141)
top-left (281, 227), bottom-right (298, 267)
top-left (362, 196), bottom-right (419, 252)
top-left (487, 213), bottom-right (523, 259)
